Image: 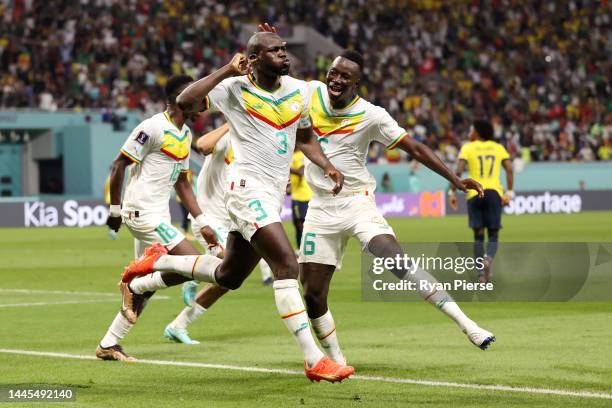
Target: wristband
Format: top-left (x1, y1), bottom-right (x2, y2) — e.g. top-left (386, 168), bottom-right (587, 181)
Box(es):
top-left (109, 205), bottom-right (121, 217)
top-left (506, 190), bottom-right (515, 199)
top-left (195, 214), bottom-right (207, 227)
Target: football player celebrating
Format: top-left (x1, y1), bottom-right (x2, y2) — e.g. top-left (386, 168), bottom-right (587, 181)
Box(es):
top-left (96, 74), bottom-right (220, 361)
top-left (298, 51), bottom-right (496, 365)
top-left (164, 124), bottom-right (274, 345)
top-left (121, 32), bottom-right (354, 382)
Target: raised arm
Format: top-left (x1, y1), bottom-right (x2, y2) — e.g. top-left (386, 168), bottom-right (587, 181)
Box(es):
top-left (177, 54), bottom-right (248, 115)
top-left (105, 154), bottom-right (133, 232)
top-left (196, 122), bottom-right (230, 155)
top-left (397, 137), bottom-right (483, 197)
top-left (296, 127), bottom-right (343, 195)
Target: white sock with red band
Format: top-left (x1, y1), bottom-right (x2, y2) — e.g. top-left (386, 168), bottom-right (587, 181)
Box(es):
top-left (153, 254), bottom-right (221, 283)
top-left (100, 312), bottom-right (133, 348)
top-left (310, 310), bottom-right (346, 365)
top-left (273, 279), bottom-right (324, 366)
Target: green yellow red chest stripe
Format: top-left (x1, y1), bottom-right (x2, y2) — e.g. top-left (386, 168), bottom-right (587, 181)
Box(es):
top-left (310, 87), bottom-right (365, 137)
top-left (241, 76), bottom-right (303, 130)
top-left (160, 111), bottom-right (190, 161)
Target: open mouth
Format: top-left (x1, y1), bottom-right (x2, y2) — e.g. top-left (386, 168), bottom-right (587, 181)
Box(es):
top-left (328, 83), bottom-right (344, 98)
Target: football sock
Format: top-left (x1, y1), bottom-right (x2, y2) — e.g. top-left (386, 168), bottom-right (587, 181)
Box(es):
top-left (259, 259), bottom-right (273, 281)
top-left (406, 267), bottom-right (477, 333)
top-left (129, 271), bottom-right (167, 295)
top-left (487, 228), bottom-right (499, 259)
top-left (100, 312), bottom-right (133, 348)
top-left (170, 303), bottom-right (206, 330)
top-left (273, 279), bottom-right (324, 367)
top-left (310, 310), bottom-right (346, 365)
top-left (438, 301), bottom-right (477, 333)
top-left (153, 254), bottom-right (221, 283)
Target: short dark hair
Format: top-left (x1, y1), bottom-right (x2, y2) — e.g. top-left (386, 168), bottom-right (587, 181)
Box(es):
top-left (340, 50), bottom-right (364, 71)
top-left (246, 32), bottom-right (279, 56)
top-left (165, 74), bottom-right (193, 105)
top-left (473, 119), bottom-right (494, 140)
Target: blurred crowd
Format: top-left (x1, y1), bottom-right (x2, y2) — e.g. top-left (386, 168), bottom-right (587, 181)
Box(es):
top-left (1, 0), bottom-right (610, 162)
top-left (298, 0), bottom-right (612, 163)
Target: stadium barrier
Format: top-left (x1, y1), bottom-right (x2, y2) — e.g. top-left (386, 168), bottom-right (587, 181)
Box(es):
top-left (2, 190), bottom-right (612, 228)
top-left (446, 190), bottom-right (612, 216)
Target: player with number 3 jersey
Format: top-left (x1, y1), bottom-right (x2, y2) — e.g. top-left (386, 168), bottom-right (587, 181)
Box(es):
top-left (119, 31), bottom-right (354, 383)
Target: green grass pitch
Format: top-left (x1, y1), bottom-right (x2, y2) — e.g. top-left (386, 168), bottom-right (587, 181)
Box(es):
top-left (1, 211), bottom-right (611, 407)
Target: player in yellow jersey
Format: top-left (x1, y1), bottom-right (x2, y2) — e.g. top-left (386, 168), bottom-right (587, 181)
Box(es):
top-left (449, 120), bottom-right (514, 283)
top-left (290, 147), bottom-right (312, 248)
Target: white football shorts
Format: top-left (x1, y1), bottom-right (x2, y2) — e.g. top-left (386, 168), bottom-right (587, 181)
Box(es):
top-left (225, 173), bottom-right (285, 242)
top-left (298, 193), bottom-right (395, 268)
top-left (122, 210), bottom-right (185, 257)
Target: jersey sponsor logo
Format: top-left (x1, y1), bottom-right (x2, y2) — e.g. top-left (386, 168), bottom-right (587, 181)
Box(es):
top-left (135, 131), bottom-right (149, 145)
top-left (310, 87), bottom-right (365, 136)
top-left (160, 129), bottom-right (190, 161)
top-left (241, 87), bottom-right (303, 130)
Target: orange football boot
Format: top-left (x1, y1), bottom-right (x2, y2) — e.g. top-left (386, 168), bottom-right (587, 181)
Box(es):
top-left (121, 242), bottom-right (168, 283)
top-left (304, 356), bottom-right (355, 383)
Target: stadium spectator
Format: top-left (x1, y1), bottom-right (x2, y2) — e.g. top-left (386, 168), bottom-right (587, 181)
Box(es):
top-left (1, 0), bottom-right (609, 162)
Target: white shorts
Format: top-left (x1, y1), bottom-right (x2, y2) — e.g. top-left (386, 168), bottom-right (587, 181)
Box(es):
top-left (225, 174), bottom-right (285, 241)
top-left (122, 210), bottom-right (185, 256)
top-left (298, 193), bottom-right (395, 268)
top-left (191, 215), bottom-right (231, 257)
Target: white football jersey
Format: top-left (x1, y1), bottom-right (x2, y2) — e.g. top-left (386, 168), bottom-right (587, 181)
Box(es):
top-left (305, 81), bottom-right (408, 195)
top-left (120, 111), bottom-right (191, 215)
top-left (205, 74), bottom-right (311, 184)
top-left (195, 133), bottom-right (233, 223)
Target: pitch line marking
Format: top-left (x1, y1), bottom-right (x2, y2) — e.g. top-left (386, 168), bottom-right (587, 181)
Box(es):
top-left (0, 288), bottom-right (169, 300)
top-left (0, 300), bottom-right (120, 308)
top-left (0, 299), bottom-right (168, 308)
top-left (0, 349), bottom-right (610, 400)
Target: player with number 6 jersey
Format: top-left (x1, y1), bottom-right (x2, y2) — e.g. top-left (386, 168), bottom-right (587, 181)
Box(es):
top-left (296, 51), bottom-right (496, 367)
